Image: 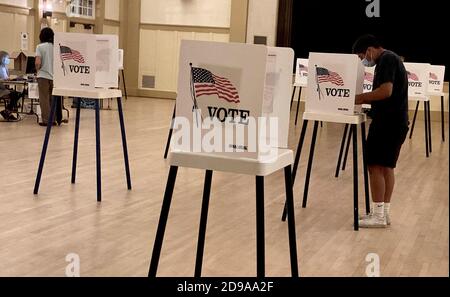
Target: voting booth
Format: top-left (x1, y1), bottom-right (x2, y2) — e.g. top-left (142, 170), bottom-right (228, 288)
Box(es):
top-left (150, 40), bottom-right (299, 277)
top-left (286, 52), bottom-right (370, 231)
top-left (404, 62), bottom-right (430, 98)
top-left (294, 58), bottom-right (309, 87)
top-left (35, 32), bottom-right (131, 202)
top-left (291, 58), bottom-right (309, 125)
top-left (404, 62), bottom-right (433, 157)
top-left (306, 52), bottom-right (364, 116)
top-left (173, 40), bottom-right (294, 159)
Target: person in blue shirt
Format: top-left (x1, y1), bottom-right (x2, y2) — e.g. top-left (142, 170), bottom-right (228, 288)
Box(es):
top-left (0, 51), bottom-right (20, 121)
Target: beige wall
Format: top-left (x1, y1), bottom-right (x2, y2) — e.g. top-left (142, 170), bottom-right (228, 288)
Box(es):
top-left (139, 28), bottom-right (229, 92)
top-left (105, 0), bottom-right (120, 21)
top-left (0, 10), bottom-right (34, 55)
top-left (103, 24), bottom-right (120, 36)
top-left (246, 0), bottom-right (278, 46)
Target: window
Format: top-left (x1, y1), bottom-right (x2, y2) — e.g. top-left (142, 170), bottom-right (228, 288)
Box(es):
top-left (68, 0), bottom-right (95, 19)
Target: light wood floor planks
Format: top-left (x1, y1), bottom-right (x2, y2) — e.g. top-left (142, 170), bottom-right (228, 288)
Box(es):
top-left (0, 98), bottom-right (448, 276)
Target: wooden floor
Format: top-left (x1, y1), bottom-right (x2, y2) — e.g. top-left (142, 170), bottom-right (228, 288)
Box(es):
top-left (0, 98), bottom-right (448, 277)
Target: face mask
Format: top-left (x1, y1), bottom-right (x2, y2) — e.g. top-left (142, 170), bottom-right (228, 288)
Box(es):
top-left (362, 50), bottom-right (375, 67)
top-left (362, 58), bottom-right (375, 67)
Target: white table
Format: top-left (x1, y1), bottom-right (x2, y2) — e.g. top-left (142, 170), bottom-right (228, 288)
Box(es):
top-left (149, 149), bottom-right (299, 277)
top-left (34, 88), bottom-right (132, 202)
top-left (409, 92), bottom-right (448, 156)
top-left (283, 111), bottom-right (370, 231)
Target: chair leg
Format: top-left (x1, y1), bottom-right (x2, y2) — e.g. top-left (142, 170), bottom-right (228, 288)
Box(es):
top-left (195, 170), bottom-right (213, 277)
top-left (117, 97), bottom-right (132, 190)
top-left (164, 105), bottom-right (176, 159)
top-left (302, 121), bottom-right (319, 208)
top-left (342, 127), bottom-right (352, 171)
top-left (282, 120), bottom-right (308, 221)
top-left (284, 166), bottom-right (299, 277)
top-left (335, 124), bottom-right (349, 178)
top-left (256, 176), bottom-right (265, 277)
top-left (149, 166), bottom-right (179, 277)
top-left (352, 124), bottom-right (359, 231)
top-left (361, 122), bottom-right (370, 215)
top-left (71, 98), bottom-right (81, 184)
top-left (441, 96), bottom-right (445, 142)
top-left (295, 87), bottom-right (302, 126)
top-left (95, 100), bottom-right (102, 202)
top-left (409, 101), bottom-right (419, 139)
top-left (33, 96), bottom-right (57, 195)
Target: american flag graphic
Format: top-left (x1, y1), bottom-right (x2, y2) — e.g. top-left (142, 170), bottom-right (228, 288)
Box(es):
top-left (316, 67), bottom-right (344, 86)
top-left (299, 64), bottom-right (308, 72)
top-left (407, 71), bottom-right (419, 81)
top-left (430, 72), bottom-right (438, 80)
top-left (60, 45), bottom-right (85, 63)
top-left (192, 67), bottom-right (240, 103)
top-left (364, 71), bottom-right (374, 82)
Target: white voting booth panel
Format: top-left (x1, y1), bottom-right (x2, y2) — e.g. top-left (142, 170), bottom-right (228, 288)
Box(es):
top-left (294, 58), bottom-right (309, 87)
top-left (428, 65), bottom-right (445, 94)
top-left (118, 49), bottom-right (124, 70)
top-left (95, 35), bottom-right (119, 88)
top-left (54, 33), bottom-right (119, 89)
top-left (174, 40), bottom-right (294, 160)
top-left (306, 52), bottom-right (363, 115)
top-left (363, 66), bottom-right (375, 93)
top-left (404, 62), bottom-right (430, 98)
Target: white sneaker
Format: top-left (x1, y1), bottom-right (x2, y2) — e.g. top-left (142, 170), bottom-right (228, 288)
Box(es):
top-left (359, 215), bottom-right (387, 228)
top-left (360, 212), bottom-right (391, 225)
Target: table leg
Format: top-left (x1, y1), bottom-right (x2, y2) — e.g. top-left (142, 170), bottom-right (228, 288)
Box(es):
top-left (71, 98), bottom-right (81, 184)
top-left (295, 87), bottom-right (302, 126)
top-left (256, 175), bottom-right (265, 277)
top-left (352, 124), bottom-right (359, 231)
top-left (117, 97), bottom-right (132, 190)
top-left (409, 101), bottom-right (419, 139)
top-left (284, 165), bottom-right (299, 277)
top-left (361, 122), bottom-right (370, 215)
top-left (33, 96), bottom-right (57, 195)
top-left (335, 124), bottom-right (349, 178)
top-left (195, 170), bottom-right (213, 277)
top-left (441, 95), bottom-right (445, 142)
top-left (148, 166), bottom-right (179, 277)
top-left (95, 100), bottom-right (102, 201)
top-left (302, 121), bottom-right (319, 208)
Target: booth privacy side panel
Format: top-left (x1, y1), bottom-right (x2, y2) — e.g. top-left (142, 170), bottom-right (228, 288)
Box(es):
top-left (263, 46), bottom-right (294, 149)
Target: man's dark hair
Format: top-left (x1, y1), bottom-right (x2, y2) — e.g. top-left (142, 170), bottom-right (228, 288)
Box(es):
top-left (39, 27), bottom-right (54, 44)
top-left (352, 34), bottom-right (381, 54)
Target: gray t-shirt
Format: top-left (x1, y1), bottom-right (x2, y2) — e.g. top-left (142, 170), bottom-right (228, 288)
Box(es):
top-left (36, 42), bottom-right (54, 80)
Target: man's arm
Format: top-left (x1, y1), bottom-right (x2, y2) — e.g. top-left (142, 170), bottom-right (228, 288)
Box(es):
top-left (355, 82), bottom-right (393, 104)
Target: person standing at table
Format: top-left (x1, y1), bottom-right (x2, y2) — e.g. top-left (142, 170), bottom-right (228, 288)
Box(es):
top-left (0, 51), bottom-right (20, 121)
top-left (353, 34), bottom-right (409, 228)
top-left (35, 27), bottom-right (62, 126)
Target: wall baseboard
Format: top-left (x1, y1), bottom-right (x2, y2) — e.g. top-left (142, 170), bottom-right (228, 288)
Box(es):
top-left (128, 88), bottom-right (176, 100)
